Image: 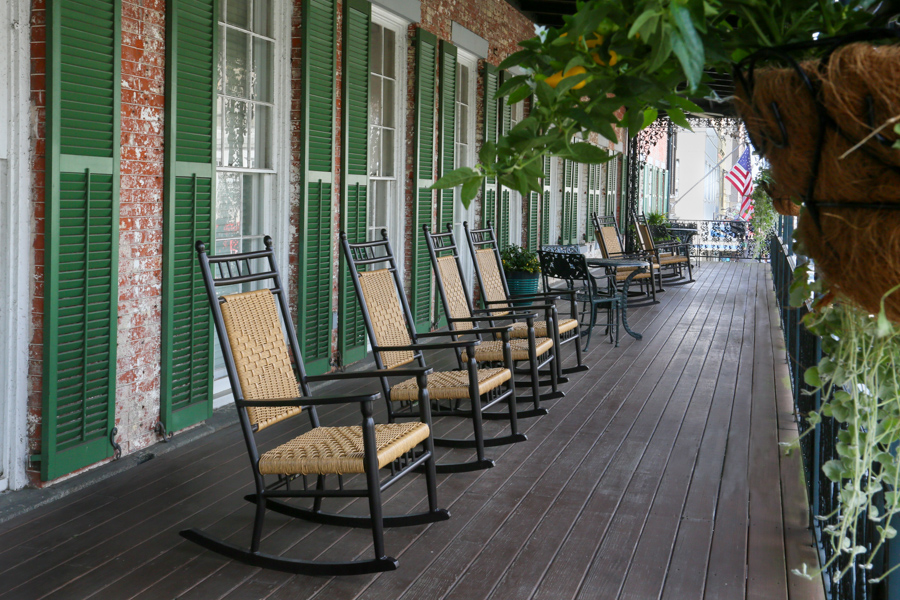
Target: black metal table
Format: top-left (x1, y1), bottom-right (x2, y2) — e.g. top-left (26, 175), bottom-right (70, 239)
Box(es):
top-left (585, 257), bottom-right (648, 341)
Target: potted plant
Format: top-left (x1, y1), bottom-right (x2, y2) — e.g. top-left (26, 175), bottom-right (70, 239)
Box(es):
top-left (500, 244), bottom-right (541, 299)
top-left (645, 212), bottom-right (673, 244)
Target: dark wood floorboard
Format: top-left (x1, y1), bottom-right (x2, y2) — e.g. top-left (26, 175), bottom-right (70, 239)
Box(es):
top-left (0, 262), bottom-right (824, 600)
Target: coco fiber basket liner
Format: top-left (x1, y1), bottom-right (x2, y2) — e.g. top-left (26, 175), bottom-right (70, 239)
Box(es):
top-left (734, 39), bottom-right (900, 322)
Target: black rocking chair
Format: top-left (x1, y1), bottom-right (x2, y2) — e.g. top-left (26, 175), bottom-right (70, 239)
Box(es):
top-left (341, 229), bottom-right (527, 474)
top-left (464, 221), bottom-right (589, 377)
top-left (424, 224), bottom-right (563, 419)
top-left (181, 237), bottom-right (449, 576)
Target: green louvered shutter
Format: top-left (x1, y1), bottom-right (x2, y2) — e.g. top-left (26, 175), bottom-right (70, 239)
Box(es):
top-left (42, 0), bottom-right (121, 481)
top-left (497, 72), bottom-right (512, 248)
top-left (159, 0), bottom-right (216, 436)
top-left (299, 0), bottom-right (337, 375)
top-left (663, 169), bottom-right (670, 213)
top-left (586, 162), bottom-right (601, 230)
top-left (481, 63), bottom-right (498, 228)
top-left (411, 28), bottom-right (438, 333)
top-left (606, 156), bottom-right (618, 216)
top-left (339, 0), bottom-right (370, 364)
top-left (540, 155), bottom-right (552, 245)
top-left (527, 191), bottom-right (539, 250)
top-left (561, 160), bottom-right (574, 244)
top-left (437, 41), bottom-right (457, 229)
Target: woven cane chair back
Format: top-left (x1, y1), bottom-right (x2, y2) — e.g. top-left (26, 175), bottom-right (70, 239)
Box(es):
top-left (436, 256), bottom-right (474, 331)
top-left (592, 214), bottom-right (624, 258)
top-left (219, 289), bottom-right (302, 431)
top-left (357, 269), bottom-right (416, 369)
top-left (475, 249), bottom-right (511, 315)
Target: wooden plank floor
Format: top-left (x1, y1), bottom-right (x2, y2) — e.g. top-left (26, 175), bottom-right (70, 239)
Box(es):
top-left (0, 262), bottom-right (825, 600)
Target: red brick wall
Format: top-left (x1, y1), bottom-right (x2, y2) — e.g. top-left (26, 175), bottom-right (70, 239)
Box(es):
top-left (117, 0), bottom-right (166, 455)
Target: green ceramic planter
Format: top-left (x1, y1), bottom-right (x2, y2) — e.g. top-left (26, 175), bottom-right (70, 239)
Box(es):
top-left (505, 271), bottom-right (540, 305)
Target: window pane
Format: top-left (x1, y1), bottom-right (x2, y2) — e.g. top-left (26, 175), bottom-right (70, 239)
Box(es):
top-left (218, 25), bottom-right (226, 94)
top-left (369, 24), bottom-right (383, 77)
top-left (458, 104), bottom-right (468, 144)
top-left (225, 30), bottom-right (249, 98)
top-left (457, 64), bottom-right (468, 102)
top-left (381, 128), bottom-right (394, 177)
top-left (251, 104), bottom-right (269, 168)
top-left (457, 144), bottom-right (467, 170)
top-left (369, 74), bottom-right (382, 126)
top-left (216, 171), bottom-right (243, 241)
top-left (216, 95), bottom-right (225, 166)
top-left (253, 0), bottom-right (273, 37)
top-left (382, 78), bottom-right (394, 128)
top-left (382, 28), bottom-right (395, 78)
top-left (252, 38), bottom-right (273, 102)
top-left (223, 99), bottom-right (249, 167)
top-left (368, 124), bottom-right (381, 177)
top-left (226, 0), bottom-right (250, 29)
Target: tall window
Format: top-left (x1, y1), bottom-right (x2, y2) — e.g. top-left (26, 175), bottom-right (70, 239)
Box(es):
top-left (368, 15), bottom-right (405, 246)
top-left (454, 52), bottom-right (477, 286)
top-left (214, 0), bottom-right (278, 379)
top-left (216, 0), bottom-right (276, 257)
top-left (508, 99), bottom-right (524, 245)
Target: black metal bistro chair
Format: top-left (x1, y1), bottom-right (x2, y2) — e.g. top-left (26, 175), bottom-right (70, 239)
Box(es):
top-left (538, 249), bottom-right (621, 348)
top-left (341, 230), bottom-right (527, 474)
top-left (424, 224), bottom-right (563, 419)
top-left (592, 213), bottom-right (661, 303)
top-left (463, 221), bottom-right (588, 377)
top-left (633, 213), bottom-right (694, 283)
top-left (181, 237), bottom-right (449, 576)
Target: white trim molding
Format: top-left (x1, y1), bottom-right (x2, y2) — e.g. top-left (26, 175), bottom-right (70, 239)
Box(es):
top-left (0, 0), bottom-right (34, 491)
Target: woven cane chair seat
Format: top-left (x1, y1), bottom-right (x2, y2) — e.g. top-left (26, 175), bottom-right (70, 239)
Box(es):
top-left (258, 422), bottom-right (430, 475)
top-left (390, 367), bottom-right (511, 402)
top-left (614, 270), bottom-right (653, 282)
top-left (461, 337), bottom-right (554, 362)
top-left (658, 254), bottom-right (688, 265)
top-left (220, 289), bottom-right (303, 431)
top-left (509, 319), bottom-right (579, 338)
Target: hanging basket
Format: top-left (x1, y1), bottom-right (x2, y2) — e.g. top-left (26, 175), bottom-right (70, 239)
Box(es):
top-left (733, 32), bottom-right (900, 321)
top-left (760, 183), bottom-right (801, 217)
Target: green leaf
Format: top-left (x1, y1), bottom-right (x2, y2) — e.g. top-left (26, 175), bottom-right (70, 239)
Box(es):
top-left (628, 10), bottom-right (660, 38)
top-left (567, 142), bottom-right (610, 164)
top-left (479, 141), bottom-right (497, 167)
top-left (498, 50), bottom-right (531, 71)
top-left (642, 108), bottom-right (659, 129)
top-left (495, 74), bottom-right (529, 99)
top-left (555, 72), bottom-right (588, 95)
top-left (804, 366), bottom-right (822, 388)
top-left (823, 460), bottom-right (845, 482)
top-left (507, 84), bottom-right (533, 105)
top-left (666, 106), bottom-right (692, 130)
top-left (669, 2), bottom-right (705, 90)
top-left (460, 175), bottom-right (484, 208)
top-left (432, 167), bottom-right (478, 190)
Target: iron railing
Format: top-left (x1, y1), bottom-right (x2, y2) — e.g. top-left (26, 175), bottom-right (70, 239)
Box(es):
top-left (666, 219), bottom-right (771, 261)
top-left (770, 221), bottom-right (897, 599)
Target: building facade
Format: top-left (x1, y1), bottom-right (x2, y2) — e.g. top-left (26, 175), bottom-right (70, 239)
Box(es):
top-left (2, 0), bottom-right (636, 489)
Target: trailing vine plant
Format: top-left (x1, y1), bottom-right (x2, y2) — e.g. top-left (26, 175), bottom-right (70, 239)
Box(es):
top-left (788, 266), bottom-right (900, 582)
top-left (747, 168), bottom-right (777, 259)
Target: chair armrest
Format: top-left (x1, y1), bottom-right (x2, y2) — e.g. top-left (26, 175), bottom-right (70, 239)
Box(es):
top-left (238, 393), bottom-right (380, 408)
top-left (508, 292), bottom-right (561, 301)
top-left (374, 340), bottom-right (479, 351)
top-left (305, 367), bottom-right (433, 383)
top-left (449, 315), bottom-right (530, 324)
top-left (471, 309), bottom-right (538, 318)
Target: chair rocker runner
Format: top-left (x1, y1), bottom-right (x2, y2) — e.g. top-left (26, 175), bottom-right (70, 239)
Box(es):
top-left (592, 212), bottom-right (662, 303)
top-left (181, 237), bottom-right (449, 576)
top-left (633, 213), bottom-right (694, 284)
top-left (464, 222), bottom-right (588, 378)
top-left (341, 230), bottom-right (527, 474)
top-left (424, 224), bottom-right (562, 420)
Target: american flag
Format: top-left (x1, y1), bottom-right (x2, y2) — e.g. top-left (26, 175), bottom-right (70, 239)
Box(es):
top-left (725, 147), bottom-right (754, 219)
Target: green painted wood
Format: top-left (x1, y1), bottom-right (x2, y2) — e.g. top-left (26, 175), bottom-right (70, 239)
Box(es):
top-left (481, 63), bottom-right (498, 229)
top-left (411, 28), bottom-right (438, 334)
top-left (160, 0), bottom-right (216, 435)
top-left (338, 0), bottom-right (370, 366)
top-left (299, 0), bottom-right (337, 375)
top-left (437, 41), bottom-right (457, 230)
top-left (561, 159), bottom-right (580, 244)
top-left (528, 191), bottom-right (539, 251)
top-left (42, 0), bottom-right (121, 481)
top-left (541, 155), bottom-right (552, 245)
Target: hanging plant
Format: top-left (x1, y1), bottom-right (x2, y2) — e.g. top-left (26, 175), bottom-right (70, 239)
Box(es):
top-left (747, 168), bottom-right (778, 259)
top-left (789, 266), bottom-right (900, 582)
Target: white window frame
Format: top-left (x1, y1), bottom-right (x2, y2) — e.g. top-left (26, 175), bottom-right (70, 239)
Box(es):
top-left (213, 0), bottom-right (291, 407)
top-left (453, 49), bottom-right (477, 289)
top-left (0, 0), bottom-right (31, 491)
top-left (368, 6), bottom-right (408, 276)
top-left (548, 156), bottom-right (562, 245)
top-left (507, 99), bottom-right (524, 246)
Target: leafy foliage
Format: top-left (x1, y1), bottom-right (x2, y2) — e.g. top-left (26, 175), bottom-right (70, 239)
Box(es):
top-left (788, 265), bottom-right (900, 583)
top-left (747, 168), bottom-right (777, 259)
top-left (433, 0), bottom-right (880, 205)
top-left (646, 211), bottom-right (673, 242)
top-left (500, 244), bottom-right (541, 274)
